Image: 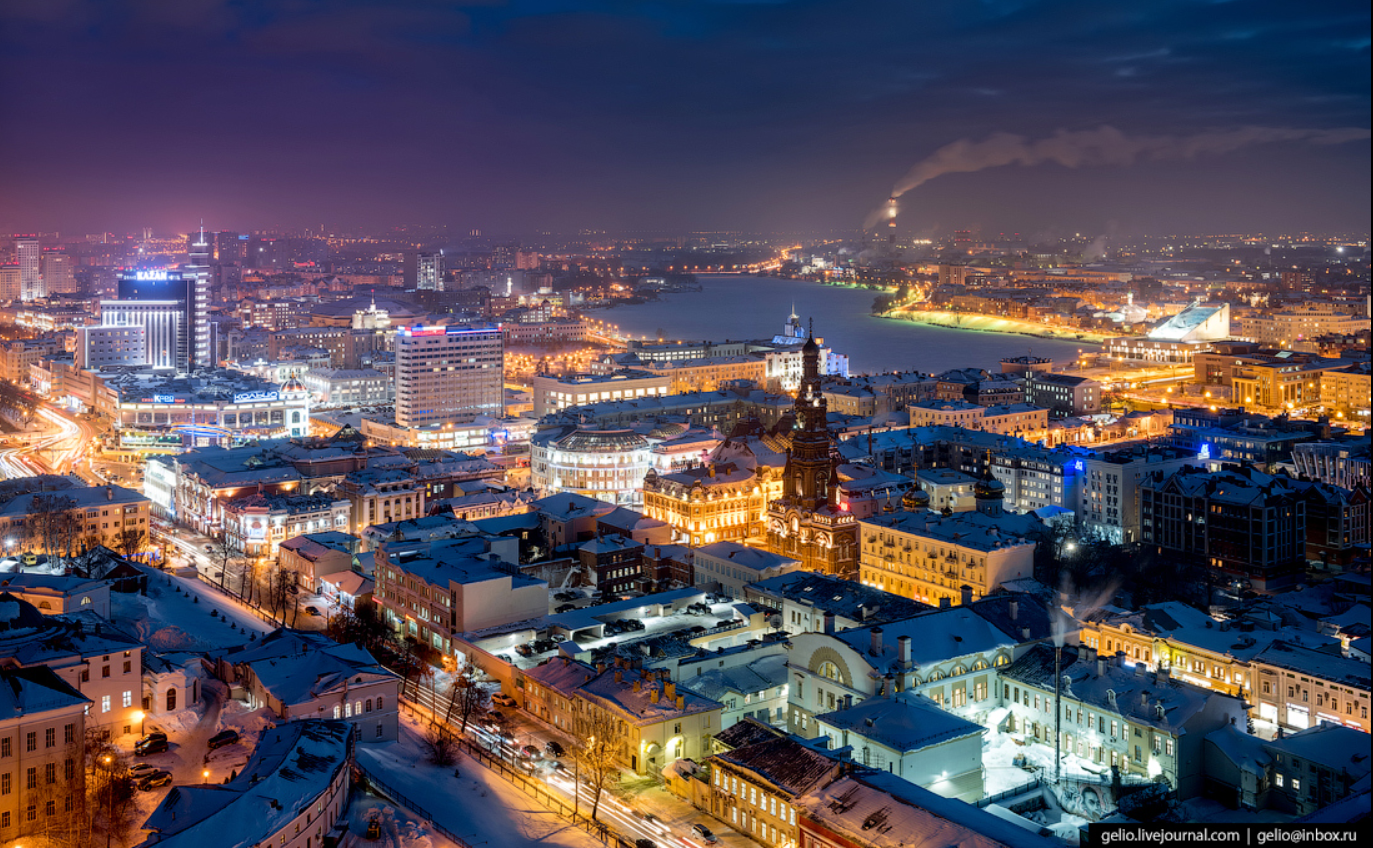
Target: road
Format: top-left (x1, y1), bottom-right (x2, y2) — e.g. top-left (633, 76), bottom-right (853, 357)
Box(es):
top-left (409, 684), bottom-right (756, 848)
top-left (0, 402), bottom-right (106, 483)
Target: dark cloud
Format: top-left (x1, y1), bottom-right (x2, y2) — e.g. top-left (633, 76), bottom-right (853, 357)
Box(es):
top-left (0, 0), bottom-right (1367, 235)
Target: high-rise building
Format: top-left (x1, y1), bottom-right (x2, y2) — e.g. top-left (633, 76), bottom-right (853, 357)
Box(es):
top-left (409, 251), bottom-right (444, 291)
top-left (15, 236), bottom-right (41, 301)
top-left (40, 251), bottom-right (77, 294)
top-left (93, 266), bottom-right (210, 373)
top-left (394, 324), bottom-right (503, 428)
top-left (185, 227), bottom-right (212, 367)
top-left (216, 231), bottom-right (245, 263)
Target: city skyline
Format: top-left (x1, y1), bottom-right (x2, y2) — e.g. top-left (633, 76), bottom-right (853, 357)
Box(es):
top-left (1, 0), bottom-right (1369, 236)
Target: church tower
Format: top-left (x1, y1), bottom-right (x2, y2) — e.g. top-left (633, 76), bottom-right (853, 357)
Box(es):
top-left (765, 322), bottom-right (859, 578)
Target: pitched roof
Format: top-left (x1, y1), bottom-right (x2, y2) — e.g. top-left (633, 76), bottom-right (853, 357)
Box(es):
top-left (713, 735), bottom-right (842, 797)
top-left (816, 693), bottom-right (984, 752)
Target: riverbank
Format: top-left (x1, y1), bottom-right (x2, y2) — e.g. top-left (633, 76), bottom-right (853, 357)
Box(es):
top-left (882, 308), bottom-right (1113, 345)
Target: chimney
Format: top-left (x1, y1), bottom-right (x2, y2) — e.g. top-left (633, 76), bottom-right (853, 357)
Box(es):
top-left (822, 612), bottom-right (835, 635)
top-left (842, 693), bottom-right (853, 710)
top-left (1115, 650), bottom-right (1126, 668)
top-left (676, 695), bottom-right (685, 710)
top-left (960, 585), bottom-right (972, 606)
top-left (614, 669), bottom-right (623, 683)
top-left (664, 681), bottom-right (676, 700)
top-left (1140, 691), bottom-right (1149, 708)
top-left (1008, 599), bottom-right (1019, 621)
top-left (898, 635), bottom-right (912, 669)
top-left (869, 627), bottom-right (884, 657)
top-left (1097, 654), bottom-right (1107, 678)
top-left (651, 686), bottom-right (661, 704)
top-left (1021, 626), bottom-right (1031, 640)
top-left (633, 679), bottom-right (642, 692)
top-left (106, 486), bottom-right (114, 501)
top-left (939, 597), bottom-right (951, 609)
top-left (596, 661), bottom-right (606, 674)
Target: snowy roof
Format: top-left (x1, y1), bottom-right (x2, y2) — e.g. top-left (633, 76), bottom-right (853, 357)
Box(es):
top-left (246, 641), bottom-right (397, 708)
top-left (532, 492), bottom-right (619, 521)
top-left (712, 735), bottom-right (843, 797)
top-left (0, 484), bottom-right (148, 518)
top-left (795, 771), bottom-right (1059, 848)
top-left (317, 570), bottom-right (373, 597)
top-left (1147, 303), bottom-right (1227, 341)
top-left (1265, 724), bottom-right (1373, 778)
top-left (1205, 724), bottom-right (1271, 777)
top-left (0, 572), bottom-right (108, 595)
top-left (1251, 640), bottom-right (1371, 689)
top-left (714, 717), bottom-right (785, 751)
top-left (816, 693), bottom-right (984, 753)
top-left (860, 509), bottom-right (1041, 554)
top-left (0, 610), bottom-right (141, 665)
top-left (695, 541), bottom-right (799, 573)
top-left (679, 654), bottom-right (789, 703)
top-left (746, 571), bottom-right (929, 624)
top-left (279, 534), bottom-right (354, 562)
top-left (836, 607), bottom-right (1017, 672)
top-left (576, 667), bottom-right (722, 726)
top-left (579, 534), bottom-right (644, 555)
top-left (0, 665), bottom-right (89, 721)
top-left (522, 657), bottom-right (597, 697)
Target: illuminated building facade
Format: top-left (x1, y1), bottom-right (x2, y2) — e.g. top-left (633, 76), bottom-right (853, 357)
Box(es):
top-left (531, 426), bottom-right (653, 506)
top-left (764, 328), bottom-right (858, 578)
top-left (394, 324), bottom-right (503, 427)
top-left (16, 236), bottom-right (41, 301)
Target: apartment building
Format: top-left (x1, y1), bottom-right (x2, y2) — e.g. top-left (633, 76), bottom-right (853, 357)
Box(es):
top-left (0, 666), bottom-right (88, 843)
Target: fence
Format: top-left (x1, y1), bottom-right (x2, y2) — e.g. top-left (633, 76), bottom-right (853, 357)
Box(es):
top-left (976, 776), bottom-right (1043, 808)
top-left (355, 760), bottom-right (478, 848)
top-left (398, 697), bottom-right (637, 848)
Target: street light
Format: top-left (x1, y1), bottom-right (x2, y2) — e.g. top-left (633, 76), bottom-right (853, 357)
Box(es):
top-left (132, 710), bottom-right (145, 736)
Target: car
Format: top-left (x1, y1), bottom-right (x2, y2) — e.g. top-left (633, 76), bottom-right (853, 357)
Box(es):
top-left (519, 744), bottom-right (541, 759)
top-left (128, 763), bottom-right (160, 779)
top-left (134, 739), bottom-right (168, 757)
top-left (491, 693), bottom-right (517, 707)
top-left (689, 626), bottom-right (706, 634)
top-left (544, 740), bottom-right (565, 758)
top-left (137, 731), bottom-right (168, 746)
top-left (514, 644), bottom-right (533, 657)
top-left (203, 545), bottom-right (214, 553)
top-left (555, 603), bottom-right (577, 614)
top-left (207, 729), bottom-right (240, 750)
top-left (547, 759), bottom-right (565, 772)
top-left (304, 606), bottom-right (322, 617)
top-left (635, 811), bottom-right (665, 831)
top-left (487, 710), bottom-right (506, 724)
top-left (138, 771), bottom-right (173, 790)
top-left (635, 840), bottom-right (657, 848)
top-left (691, 823), bottom-right (718, 843)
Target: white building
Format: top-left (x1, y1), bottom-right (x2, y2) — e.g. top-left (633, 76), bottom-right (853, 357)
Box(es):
top-left (693, 541), bottom-right (802, 599)
top-left (77, 324), bottom-right (147, 370)
top-left (300, 367), bottom-right (392, 406)
top-left (531, 425), bottom-right (654, 506)
top-left (16, 237), bottom-right (41, 301)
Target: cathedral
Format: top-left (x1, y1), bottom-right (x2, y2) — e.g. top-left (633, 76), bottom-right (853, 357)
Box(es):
top-left (764, 324), bottom-right (859, 578)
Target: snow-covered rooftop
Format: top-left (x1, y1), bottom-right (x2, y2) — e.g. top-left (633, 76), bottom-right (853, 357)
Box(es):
top-left (816, 693), bottom-right (984, 753)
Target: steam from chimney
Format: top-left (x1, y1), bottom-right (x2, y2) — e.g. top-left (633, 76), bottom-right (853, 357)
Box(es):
top-left (871, 125), bottom-right (1372, 224)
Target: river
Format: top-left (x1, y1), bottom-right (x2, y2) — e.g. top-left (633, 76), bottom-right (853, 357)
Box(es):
top-left (597, 275), bottom-right (1098, 375)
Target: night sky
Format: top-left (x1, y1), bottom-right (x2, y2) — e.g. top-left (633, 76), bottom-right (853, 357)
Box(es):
top-left (1, 0), bottom-right (1368, 237)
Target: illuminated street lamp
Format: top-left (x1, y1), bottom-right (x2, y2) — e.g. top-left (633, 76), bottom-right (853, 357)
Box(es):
top-left (132, 710), bottom-right (145, 736)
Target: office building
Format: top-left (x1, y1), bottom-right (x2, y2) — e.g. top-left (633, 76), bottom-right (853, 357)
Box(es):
top-left (15, 236), bottom-right (41, 301)
top-left (40, 251), bottom-right (77, 294)
top-left (394, 324), bottom-right (503, 428)
top-left (409, 251), bottom-right (444, 291)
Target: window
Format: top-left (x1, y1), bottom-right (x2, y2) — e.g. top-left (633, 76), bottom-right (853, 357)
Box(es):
top-left (124, 660), bottom-right (132, 673)
top-left (102, 666), bottom-right (110, 678)
top-left (45, 763), bottom-right (55, 785)
top-left (45, 728), bottom-right (54, 748)
top-left (1276, 773), bottom-right (1284, 787)
top-left (334, 705), bottom-right (341, 719)
top-left (1, 773), bottom-right (10, 795)
top-left (101, 695), bottom-right (111, 713)
top-left (1292, 779), bottom-right (1301, 793)
top-left (1, 738), bottom-right (8, 757)
top-left (376, 724), bottom-right (383, 739)
top-left (26, 767), bottom-right (37, 790)
top-left (26, 733), bottom-right (36, 753)
top-left (64, 724), bottom-right (74, 744)
top-left (123, 691), bottom-right (133, 709)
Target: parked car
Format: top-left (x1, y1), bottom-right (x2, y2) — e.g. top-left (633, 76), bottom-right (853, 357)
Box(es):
top-left (691, 823), bottom-right (719, 843)
top-left (137, 731), bottom-right (168, 747)
top-left (134, 739), bottom-right (168, 757)
top-left (128, 763), bottom-right (160, 779)
top-left (689, 626), bottom-right (706, 634)
top-left (514, 644), bottom-right (534, 657)
top-left (519, 744), bottom-right (541, 759)
top-left (555, 603), bottom-right (577, 614)
top-left (138, 771), bottom-right (173, 791)
top-left (207, 729), bottom-right (240, 750)
top-left (544, 741), bottom-right (565, 758)
top-left (491, 693), bottom-right (517, 707)
top-left (304, 606), bottom-right (322, 617)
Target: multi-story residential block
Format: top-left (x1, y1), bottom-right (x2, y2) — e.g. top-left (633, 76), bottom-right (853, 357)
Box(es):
top-left (571, 662), bottom-right (722, 775)
top-left (0, 336), bottom-right (63, 387)
top-left (1243, 309), bottom-right (1370, 347)
top-left (139, 720), bottom-right (354, 848)
top-left (1022, 371), bottom-right (1101, 417)
top-left (1320, 361), bottom-right (1370, 420)
top-left (395, 324), bottom-right (503, 428)
top-left (637, 356), bottom-right (768, 395)
top-left (1078, 447), bottom-right (1196, 544)
top-left (642, 438), bottom-right (788, 546)
top-left (221, 492), bottom-right (352, 559)
top-left (1289, 439), bottom-right (1370, 490)
top-left (1288, 479), bottom-right (1370, 568)
top-left (0, 484), bottom-right (151, 556)
top-left (1000, 643), bottom-right (1246, 796)
top-left (679, 654), bottom-right (789, 732)
top-left (858, 484), bottom-right (1040, 607)
top-left (1140, 465), bottom-right (1306, 592)
top-left (278, 531), bottom-right (358, 589)
top-left (1250, 640), bottom-right (1370, 735)
top-left (215, 629), bottom-right (400, 742)
top-left (577, 534), bottom-right (645, 596)
top-left (0, 665), bottom-right (87, 844)
top-left (706, 730), bottom-right (843, 848)
top-left (532, 369), bottom-right (671, 418)
top-left (338, 468), bottom-right (426, 536)
top-left (915, 468), bottom-right (979, 513)
top-left (520, 656), bottom-right (595, 736)
top-left (374, 534), bottom-right (547, 658)
top-left (0, 599), bottom-right (144, 734)
top-left (692, 541), bottom-right (800, 599)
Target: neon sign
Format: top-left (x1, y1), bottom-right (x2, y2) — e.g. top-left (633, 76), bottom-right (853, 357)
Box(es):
top-left (1198, 444), bottom-right (1211, 461)
top-left (133, 270), bottom-right (169, 281)
top-left (234, 390), bottom-right (280, 404)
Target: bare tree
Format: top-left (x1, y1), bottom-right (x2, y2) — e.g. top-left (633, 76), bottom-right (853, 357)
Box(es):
top-left (210, 530), bottom-right (236, 589)
top-left (115, 527), bottom-right (147, 560)
top-left (571, 711), bottom-right (622, 822)
top-left (422, 720), bottom-right (461, 767)
top-left (444, 662), bottom-right (490, 734)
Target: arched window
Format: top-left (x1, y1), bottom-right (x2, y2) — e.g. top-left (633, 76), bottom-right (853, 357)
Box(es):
top-left (365, 699), bottom-right (373, 713)
top-left (817, 661), bottom-right (843, 682)
top-left (333, 705), bottom-right (341, 719)
top-left (377, 696), bottom-right (384, 711)
top-left (166, 688), bottom-right (176, 711)
top-left (928, 670), bottom-right (945, 682)
top-left (972, 659), bottom-right (989, 671)
top-left (345, 702), bottom-right (352, 718)
top-left (355, 700), bottom-right (362, 716)
top-left (952, 665), bottom-right (967, 676)
top-left (993, 654), bottom-right (1010, 667)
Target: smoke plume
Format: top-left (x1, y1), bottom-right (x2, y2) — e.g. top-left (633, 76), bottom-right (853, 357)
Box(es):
top-left (889, 124), bottom-right (1371, 199)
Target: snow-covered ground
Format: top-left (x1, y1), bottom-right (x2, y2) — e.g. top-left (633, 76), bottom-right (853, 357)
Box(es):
top-left (344, 789), bottom-right (460, 848)
top-left (982, 707), bottom-right (1107, 797)
top-left (357, 715), bottom-right (605, 848)
top-left (113, 567), bottom-right (272, 652)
